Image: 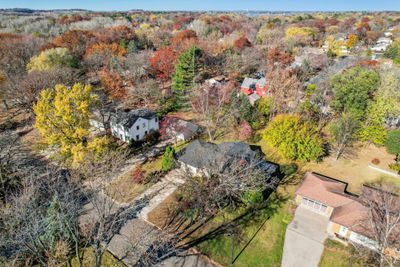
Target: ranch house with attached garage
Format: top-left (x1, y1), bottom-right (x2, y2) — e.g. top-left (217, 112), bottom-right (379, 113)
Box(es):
top-left (109, 108), bottom-right (159, 142)
top-left (295, 172), bottom-right (400, 252)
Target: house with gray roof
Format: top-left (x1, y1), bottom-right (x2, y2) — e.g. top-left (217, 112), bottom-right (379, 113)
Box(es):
top-left (176, 140), bottom-right (279, 180)
top-left (109, 108), bottom-right (159, 142)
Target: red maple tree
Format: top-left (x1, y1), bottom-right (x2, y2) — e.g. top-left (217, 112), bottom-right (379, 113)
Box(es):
top-left (150, 46), bottom-right (177, 81)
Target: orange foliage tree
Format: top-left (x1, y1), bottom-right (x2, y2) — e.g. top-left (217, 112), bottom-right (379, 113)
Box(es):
top-left (85, 43), bottom-right (127, 57)
top-left (52, 30), bottom-right (95, 57)
top-left (267, 46), bottom-right (294, 67)
top-left (150, 46), bottom-right (177, 81)
top-left (99, 70), bottom-right (128, 100)
top-left (171, 29), bottom-right (198, 50)
top-left (233, 36), bottom-right (252, 50)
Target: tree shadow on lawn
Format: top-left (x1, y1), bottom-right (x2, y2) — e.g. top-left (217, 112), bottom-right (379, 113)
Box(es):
top-left (175, 190), bottom-right (289, 259)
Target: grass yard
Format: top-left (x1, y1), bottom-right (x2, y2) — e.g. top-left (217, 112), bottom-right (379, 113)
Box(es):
top-left (70, 248), bottom-right (125, 267)
top-left (147, 178), bottom-right (298, 267)
top-left (107, 156), bottom-right (165, 203)
top-left (305, 144), bottom-right (399, 193)
top-left (197, 201), bottom-right (292, 267)
top-left (319, 239), bottom-right (367, 267)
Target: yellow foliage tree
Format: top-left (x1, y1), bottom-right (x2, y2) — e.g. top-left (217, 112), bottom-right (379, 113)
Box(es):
top-left (346, 34), bottom-right (358, 49)
top-left (285, 26), bottom-right (316, 45)
top-left (27, 47), bottom-right (76, 72)
top-left (325, 35), bottom-right (346, 56)
top-left (34, 83), bottom-right (108, 166)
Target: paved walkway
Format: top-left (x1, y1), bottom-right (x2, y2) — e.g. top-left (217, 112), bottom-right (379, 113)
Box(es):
top-left (138, 168), bottom-right (185, 221)
top-left (281, 206), bottom-right (329, 267)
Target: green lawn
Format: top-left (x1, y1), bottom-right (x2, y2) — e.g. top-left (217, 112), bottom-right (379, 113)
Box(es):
top-left (319, 239), bottom-right (367, 267)
top-left (197, 190), bottom-right (294, 267)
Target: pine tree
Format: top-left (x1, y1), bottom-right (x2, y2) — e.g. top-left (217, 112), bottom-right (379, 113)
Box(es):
top-left (172, 46), bottom-right (202, 107)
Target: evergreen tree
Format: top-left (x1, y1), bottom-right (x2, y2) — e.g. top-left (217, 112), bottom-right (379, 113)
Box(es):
top-left (172, 46), bottom-right (202, 107)
top-left (161, 146), bottom-right (175, 172)
top-left (41, 194), bottom-right (72, 249)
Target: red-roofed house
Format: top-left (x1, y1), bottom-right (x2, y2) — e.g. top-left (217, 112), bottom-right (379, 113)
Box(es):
top-left (240, 78), bottom-right (270, 97)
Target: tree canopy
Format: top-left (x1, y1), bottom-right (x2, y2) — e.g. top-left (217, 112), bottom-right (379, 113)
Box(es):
top-left (330, 66), bottom-right (380, 117)
top-left (27, 48), bottom-right (77, 72)
top-left (262, 114), bottom-right (325, 162)
top-left (34, 83), bottom-right (108, 166)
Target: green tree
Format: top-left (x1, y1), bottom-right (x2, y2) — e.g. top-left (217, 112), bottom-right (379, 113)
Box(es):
top-left (256, 96), bottom-right (272, 119)
top-left (375, 69), bottom-right (400, 118)
top-left (27, 48), bottom-right (77, 72)
top-left (358, 99), bottom-right (388, 145)
top-left (172, 46), bottom-right (202, 106)
top-left (384, 41), bottom-right (400, 64)
top-left (298, 84), bottom-right (320, 122)
top-left (161, 146), bottom-right (175, 172)
top-left (330, 67), bottom-right (380, 117)
top-left (262, 114), bottom-right (325, 162)
top-left (34, 83), bottom-right (108, 166)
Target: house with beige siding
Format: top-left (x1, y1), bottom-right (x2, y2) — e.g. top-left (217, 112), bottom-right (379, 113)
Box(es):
top-left (294, 172), bottom-right (393, 251)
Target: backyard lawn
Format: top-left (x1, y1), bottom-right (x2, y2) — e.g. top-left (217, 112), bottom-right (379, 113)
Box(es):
top-left (148, 178), bottom-right (297, 267)
top-left (319, 239), bottom-right (367, 267)
top-left (305, 143), bottom-right (399, 193)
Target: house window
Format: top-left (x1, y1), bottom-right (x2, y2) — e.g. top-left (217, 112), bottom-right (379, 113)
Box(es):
top-left (136, 125), bottom-right (139, 130)
top-left (136, 135), bottom-right (139, 140)
top-left (143, 123), bottom-right (145, 127)
top-left (339, 225), bottom-right (348, 237)
top-left (155, 118), bottom-right (158, 122)
top-left (145, 131), bottom-right (148, 135)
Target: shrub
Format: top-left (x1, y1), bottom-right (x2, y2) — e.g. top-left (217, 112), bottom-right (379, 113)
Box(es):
top-left (238, 120), bottom-right (253, 140)
top-left (371, 158), bottom-right (380, 165)
top-left (27, 47), bottom-right (77, 72)
top-left (280, 163), bottom-right (298, 176)
top-left (161, 146), bottom-right (175, 172)
top-left (132, 165), bottom-right (144, 184)
top-left (385, 130), bottom-right (400, 155)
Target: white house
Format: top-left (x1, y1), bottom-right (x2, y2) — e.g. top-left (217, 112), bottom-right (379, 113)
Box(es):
top-left (109, 109), bottom-right (159, 142)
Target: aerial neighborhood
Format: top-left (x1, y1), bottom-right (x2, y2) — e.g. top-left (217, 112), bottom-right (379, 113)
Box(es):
top-left (0, 3), bottom-right (400, 267)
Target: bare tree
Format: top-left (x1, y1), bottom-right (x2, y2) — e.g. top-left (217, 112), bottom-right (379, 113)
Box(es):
top-left (2, 67), bottom-right (81, 119)
top-left (330, 113), bottom-right (360, 160)
top-left (191, 83), bottom-right (232, 141)
top-left (358, 182), bottom-right (400, 267)
top-left (267, 67), bottom-right (302, 118)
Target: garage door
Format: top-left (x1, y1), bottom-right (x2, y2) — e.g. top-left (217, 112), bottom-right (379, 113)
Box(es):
top-left (301, 197), bottom-right (327, 214)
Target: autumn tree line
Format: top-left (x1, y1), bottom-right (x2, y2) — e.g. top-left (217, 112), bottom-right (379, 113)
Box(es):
top-left (0, 10), bottom-right (400, 266)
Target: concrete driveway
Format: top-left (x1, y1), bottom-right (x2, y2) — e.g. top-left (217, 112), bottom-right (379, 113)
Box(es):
top-left (281, 206), bottom-right (329, 267)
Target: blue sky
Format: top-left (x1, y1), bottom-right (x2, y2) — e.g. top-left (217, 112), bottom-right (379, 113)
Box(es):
top-left (0, 0), bottom-right (399, 11)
